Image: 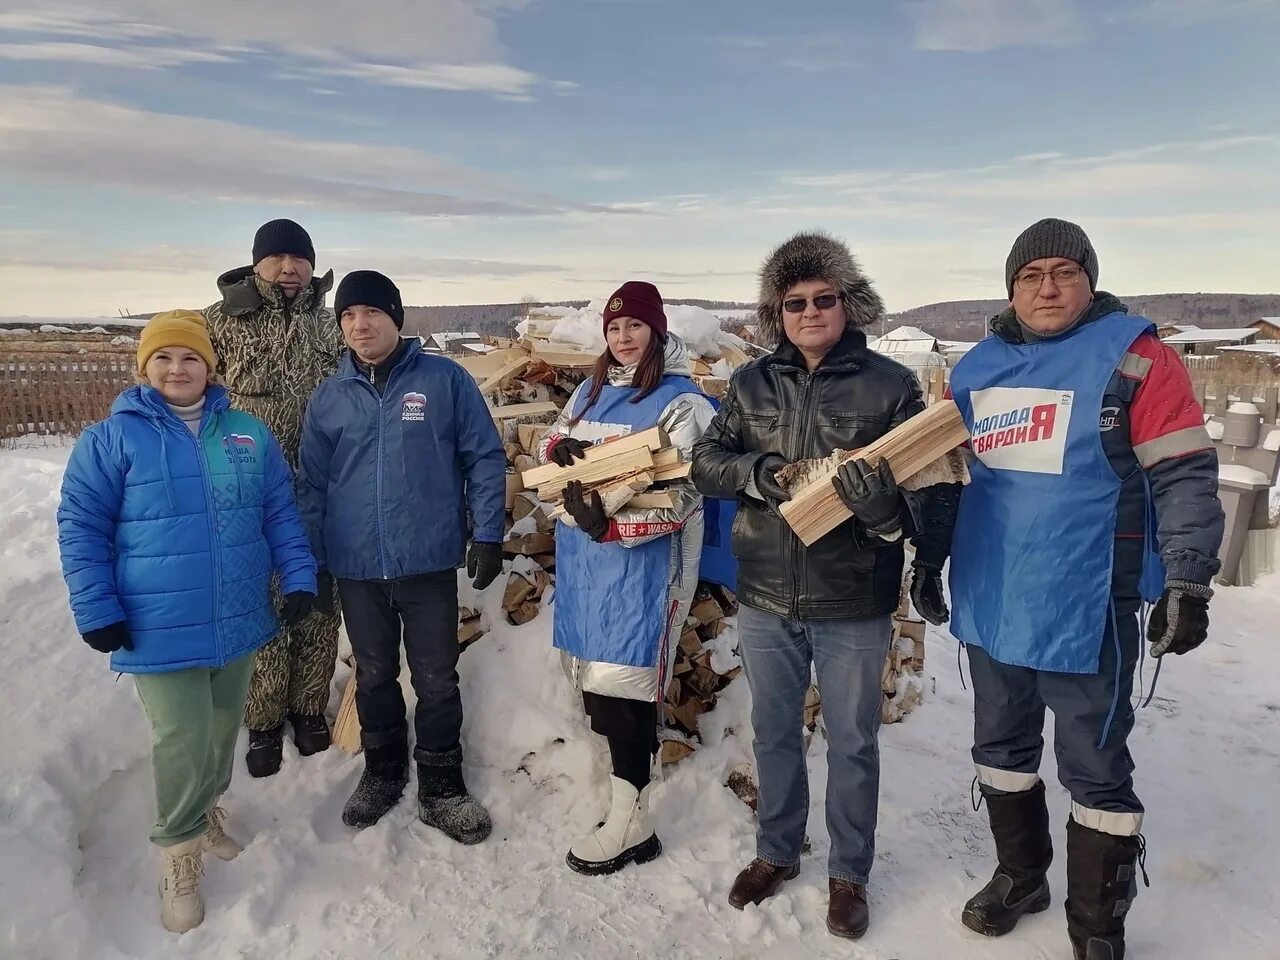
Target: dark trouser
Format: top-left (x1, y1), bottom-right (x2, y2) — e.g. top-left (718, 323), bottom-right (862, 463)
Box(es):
top-left (967, 609), bottom-right (1144, 835)
top-left (337, 571), bottom-right (462, 760)
top-left (582, 692), bottom-right (657, 791)
top-left (243, 575), bottom-right (342, 730)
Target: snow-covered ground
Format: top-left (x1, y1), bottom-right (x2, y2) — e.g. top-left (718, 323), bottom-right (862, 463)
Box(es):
top-left (2, 447), bottom-right (1277, 960)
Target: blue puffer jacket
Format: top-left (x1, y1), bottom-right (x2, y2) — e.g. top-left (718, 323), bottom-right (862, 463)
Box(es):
top-left (297, 339), bottom-right (507, 581)
top-left (57, 384), bottom-right (318, 674)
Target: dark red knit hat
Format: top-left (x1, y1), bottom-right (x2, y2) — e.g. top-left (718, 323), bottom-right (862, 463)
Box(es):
top-left (602, 280), bottom-right (667, 339)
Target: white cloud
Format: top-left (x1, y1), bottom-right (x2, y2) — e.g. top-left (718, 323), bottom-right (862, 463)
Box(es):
top-left (0, 2), bottom-right (567, 98)
top-left (0, 85), bottom-right (612, 218)
top-left (906, 0), bottom-right (1086, 52)
top-left (0, 40), bottom-right (232, 68)
top-left (305, 60), bottom-right (540, 97)
top-left (0, 2), bottom-right (525, 61)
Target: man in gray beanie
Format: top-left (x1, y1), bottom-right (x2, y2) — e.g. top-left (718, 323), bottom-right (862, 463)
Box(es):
top-left (692, 232), bottom-right (958, 939)
top-left (944, 218), bottom-right (1225, 959)
top-left (203, 219), bottom-right (344, 777)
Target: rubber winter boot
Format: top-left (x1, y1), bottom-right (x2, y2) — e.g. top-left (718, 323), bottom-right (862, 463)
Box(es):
top-left (565, 775), bottom-right (661, 876)
top-left (289, 712), bottom-right (331, 757)
top-left (245, 724), bottom-right (284, 778)
top-left (962, 780), bottom-right (1054, 936)
top-left (158, 837), bottom-right (205, 934)
top-left (1065, 817), bottom-right (1147, 960)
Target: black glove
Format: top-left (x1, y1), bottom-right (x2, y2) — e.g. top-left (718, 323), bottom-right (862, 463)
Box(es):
top-left (314, 570), bottom-right (335, 616)
top-left (82, 620), bottom-right (133, 654)
top-left (548, 436), bottom-right (590, 468)
top-left (832, 458), bottom-right (902, 535)
top-left (563, 480), bottom-right (610, 542)
top-left (910, 563), bottom-right (949, 626)
top-left (282, 591), bottom-right (315, 626)
top-left (467, 540), bottom-right (504, 590)
top-left (1147, 581), bottom-right (1211, 656)
top-left (752, 454), bottom-right (792, 505)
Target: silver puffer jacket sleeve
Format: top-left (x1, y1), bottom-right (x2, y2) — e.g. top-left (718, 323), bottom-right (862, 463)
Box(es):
top-left (536, 381), bottom-right (588, 464)
top-left (611, 392), bottom-right (717, 548)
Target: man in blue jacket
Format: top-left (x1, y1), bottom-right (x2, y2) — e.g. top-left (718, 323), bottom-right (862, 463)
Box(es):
top-left (298, 270), bottom-right (506, 842)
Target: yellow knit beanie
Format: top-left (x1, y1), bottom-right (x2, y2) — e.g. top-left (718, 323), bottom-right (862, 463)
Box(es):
top-left (136, 310), bottom-right (217, 373)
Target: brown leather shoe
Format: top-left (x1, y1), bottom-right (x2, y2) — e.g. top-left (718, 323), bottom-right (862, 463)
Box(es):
top-left (727, 858), bottom-right (801, 909)
top-left (827, 879), bottom-right (869, 939)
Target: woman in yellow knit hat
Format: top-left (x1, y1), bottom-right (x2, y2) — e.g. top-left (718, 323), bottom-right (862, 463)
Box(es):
top-left (57, 310), bottom-right (318, 933)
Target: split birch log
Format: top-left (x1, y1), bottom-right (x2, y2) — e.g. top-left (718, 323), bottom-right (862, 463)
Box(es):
top-left (778, 400), bottom-right (969, 546)
top-left (332, 673), bottom-right (362, 755)
top-left (476, 356), bottom-right (533, 396)
top-left (533, 449), bottom-right (657, 501)
top-left (491, 401), bottom-right (559, 421)
top-left (520, 426), bottom-right (667, 489)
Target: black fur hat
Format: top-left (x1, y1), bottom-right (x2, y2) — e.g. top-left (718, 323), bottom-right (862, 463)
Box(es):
top-left (756, 231), bottom-right (884, 347)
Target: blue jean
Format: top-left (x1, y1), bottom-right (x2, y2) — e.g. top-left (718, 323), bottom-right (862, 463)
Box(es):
top-left (737, 603), bottom-right (892, 884)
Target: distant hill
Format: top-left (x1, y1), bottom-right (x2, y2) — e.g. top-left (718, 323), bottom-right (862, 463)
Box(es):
top-left (889, 293), bottom-right (1280, 342)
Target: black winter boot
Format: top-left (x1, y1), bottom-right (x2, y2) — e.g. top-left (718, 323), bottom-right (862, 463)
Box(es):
top-left (962, 780), bottom-right (1054, 937)
top-left (342, 741), bottom-right (410, 829)
top-left (1065, 817), bottom-right (1147, 960)
top-left (246, 724), bottom-right (285, 778)
top-left (289, 712), bottom-right (331, 757)
top-left (416, 746), bottom-right (492, 845)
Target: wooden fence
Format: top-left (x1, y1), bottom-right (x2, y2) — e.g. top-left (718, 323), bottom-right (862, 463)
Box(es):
top-left (0, 351), bottom-right (134, 440)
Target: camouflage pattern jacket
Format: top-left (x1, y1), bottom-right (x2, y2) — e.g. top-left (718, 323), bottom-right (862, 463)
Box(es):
top-left (203, 267), bottom-right (343, 468)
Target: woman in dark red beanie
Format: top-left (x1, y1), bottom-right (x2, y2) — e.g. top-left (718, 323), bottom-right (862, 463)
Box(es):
top-left (535, 282), bottom-right (715, 876)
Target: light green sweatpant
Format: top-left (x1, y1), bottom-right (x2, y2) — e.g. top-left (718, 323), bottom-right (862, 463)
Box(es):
top-left (133, 653), bottom-right (256, 846)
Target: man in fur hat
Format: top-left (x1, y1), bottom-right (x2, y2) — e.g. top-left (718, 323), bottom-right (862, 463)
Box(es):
top-left (693, 232), bottom-right (958, 939)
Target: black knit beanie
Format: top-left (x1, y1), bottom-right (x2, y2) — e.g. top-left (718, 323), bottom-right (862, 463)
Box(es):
top-left (335, 270), bottom-right (405, 329)
top-left (1005, 218), bottom-right (1097, 297)
top-left (252, 219), bottom-right (316, 267)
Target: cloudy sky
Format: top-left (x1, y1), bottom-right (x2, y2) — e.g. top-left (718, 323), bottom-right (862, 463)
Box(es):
top-left (0, 0), bottom-right (1276, 316)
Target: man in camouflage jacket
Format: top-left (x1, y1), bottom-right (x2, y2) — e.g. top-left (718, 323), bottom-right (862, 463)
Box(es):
top-left (203, 218), bottom-right (344, 778)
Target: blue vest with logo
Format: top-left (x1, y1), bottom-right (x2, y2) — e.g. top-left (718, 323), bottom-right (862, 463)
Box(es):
top-left (948, 313), bottom-right (1163, 674)
top-left (554, 376), bottom-right (703, 668)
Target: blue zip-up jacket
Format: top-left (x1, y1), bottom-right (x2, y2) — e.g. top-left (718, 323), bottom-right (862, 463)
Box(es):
top-left (297, 339), bottom-right (507, 581)
top-left (57, 384), bottom-right (318, 674)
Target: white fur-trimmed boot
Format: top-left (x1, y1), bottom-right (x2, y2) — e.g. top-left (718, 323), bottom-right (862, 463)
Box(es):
top-left (159, 836), bottom-right (205, 934)
top-left (565, 775), bottom-right (661, 876)
top-left (201, 802), bottom-right (244, 861)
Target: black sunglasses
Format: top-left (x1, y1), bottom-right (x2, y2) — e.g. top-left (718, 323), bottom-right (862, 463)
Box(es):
top-left (782, 293), bottom-right (840, 314)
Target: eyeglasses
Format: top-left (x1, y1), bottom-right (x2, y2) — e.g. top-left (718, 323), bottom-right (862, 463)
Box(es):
top-left (1014, 266), bottom-right (1083, 291)
top-left (783, 293), bottom-right (840, 314)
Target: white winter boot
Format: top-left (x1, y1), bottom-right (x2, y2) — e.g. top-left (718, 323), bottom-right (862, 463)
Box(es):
top-left (159, 836), bottom-right (205, 934)
top-left (566, 775), bottom-right (661, 876)
top-left (202, 803), bottom-right (244, 861)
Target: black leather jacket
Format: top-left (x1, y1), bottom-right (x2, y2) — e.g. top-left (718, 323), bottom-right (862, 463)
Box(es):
top-left (693, 329), bottom-right (950, 620)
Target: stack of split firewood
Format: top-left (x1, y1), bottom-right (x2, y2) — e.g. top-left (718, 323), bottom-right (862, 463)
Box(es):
top-left (331, 333), bottom-right (967, 762)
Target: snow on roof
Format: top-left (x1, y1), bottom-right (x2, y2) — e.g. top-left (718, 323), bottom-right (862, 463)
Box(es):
top-left (428, 332), bottom-right (482, 349)
top-left (1162, 328), bottom-right (1258, 344)
top-left (1218, 343), bottom-right (1280, 356)
top-left (459, 342), bottom-right (495, 354)
top-left (1158, 323), bottom-right (1200, 333)
top-left (879, 324), bottom-right (935, 341)
top-left (940, 340), bottom-right (978, 353)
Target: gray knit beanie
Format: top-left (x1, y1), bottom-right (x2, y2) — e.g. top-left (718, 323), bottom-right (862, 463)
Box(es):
top-left (1005, 218), bottom-right (1097, 297)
